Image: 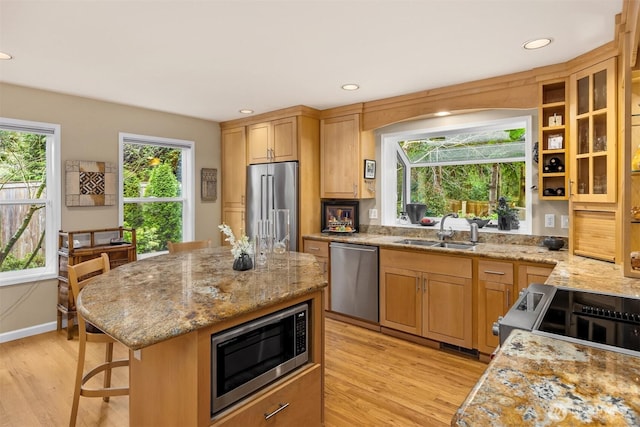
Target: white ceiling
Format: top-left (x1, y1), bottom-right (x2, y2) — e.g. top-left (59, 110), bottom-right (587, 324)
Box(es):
top-left (0, 0), bottom-right (624, 123)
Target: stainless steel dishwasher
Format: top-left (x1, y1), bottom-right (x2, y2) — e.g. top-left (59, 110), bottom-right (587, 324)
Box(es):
top-left (329, 242), bottom-right (379, 323)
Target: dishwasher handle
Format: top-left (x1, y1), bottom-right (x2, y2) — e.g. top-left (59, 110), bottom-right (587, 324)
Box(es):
top-left (330, 243), bottom-right (377, 253)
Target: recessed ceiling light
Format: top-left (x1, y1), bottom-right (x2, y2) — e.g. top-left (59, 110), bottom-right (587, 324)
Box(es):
top-left (341, 83), bottom-right (360, 91)
top-left (435, 111), bottom-right (451, 117)
top-left (0, 51), bottom-right (13, 60)
top-left (523, 38), bottom-right (552, 50)
top-left (239, 109), bottom-right (254, 114)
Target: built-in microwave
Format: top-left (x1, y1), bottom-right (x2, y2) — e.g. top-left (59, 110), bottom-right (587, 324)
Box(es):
top-left (210, 302), bottom-right (309, 416)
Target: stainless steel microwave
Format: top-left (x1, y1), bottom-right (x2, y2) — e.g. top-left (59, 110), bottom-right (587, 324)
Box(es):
top-left (210, 302), bottom-right (309, 416)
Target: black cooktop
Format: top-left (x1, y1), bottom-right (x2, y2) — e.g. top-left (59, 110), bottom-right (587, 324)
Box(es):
top-left (536, 288), bottom-right (640, 355)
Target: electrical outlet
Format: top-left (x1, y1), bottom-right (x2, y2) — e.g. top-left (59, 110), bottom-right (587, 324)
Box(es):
top-left (369, 208), bottom-right (378, 219)
top-left (561, 215), bottom-right (569, 229)
top-left (545, 214), bottom-right (555, 228)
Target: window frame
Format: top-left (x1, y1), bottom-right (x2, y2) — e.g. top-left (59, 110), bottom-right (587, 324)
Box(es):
top-left (118, 132), bottom-right (195, 258)
top-left (381, 115), bottom-right (533, 234)
top-left (0, 117), bottom-right (61, 286)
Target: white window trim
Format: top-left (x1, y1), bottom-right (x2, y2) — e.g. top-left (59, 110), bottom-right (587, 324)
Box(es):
top-left (118, 133), bottom-right (195, 256)
top-left (380, 115), bottom-right (533, 234)
top-left (0, 117), bottom-right (61, 286)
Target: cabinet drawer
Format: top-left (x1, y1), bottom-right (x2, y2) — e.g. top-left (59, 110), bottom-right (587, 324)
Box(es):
top-left (214, 364), bottom-right (321, 427)
top-left (478, 259), bottom-right (514, 283)
top-left (303, 240), bottom-right (329, 258)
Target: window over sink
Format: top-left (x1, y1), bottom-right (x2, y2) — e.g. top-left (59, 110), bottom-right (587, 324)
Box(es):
top-left (380, 112), bottom-right (534, 234)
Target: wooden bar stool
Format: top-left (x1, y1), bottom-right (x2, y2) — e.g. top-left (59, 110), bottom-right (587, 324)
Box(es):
top-left (167, 239), bottom-right (211, 253)
top-left (68, 253), bottom-right (129, 427)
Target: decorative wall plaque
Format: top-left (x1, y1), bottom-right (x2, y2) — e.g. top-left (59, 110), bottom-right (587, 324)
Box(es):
top-left (65, 160), bottom-right (116, 206)
top-left (201, 168), bottom-right (217, 202)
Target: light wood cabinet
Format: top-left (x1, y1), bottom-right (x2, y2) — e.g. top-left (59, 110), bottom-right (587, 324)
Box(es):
top-left (221, 127), bottom-right (246, 243)
top-left (476, 259), bottom-right (514, 354)
top-left (517, 262), bottom-right (553, 294)
top-left (247, 117), bottom-right (297, 164)
top-left (320, 112), bottom-right (375, 199)
top-left (303, 239), bottom-right (330, 310)
top-left (379, 249), bottom-right (473, 348)
top-left (57, 227), bottom-right (137, 339)
top-left (214, 364), bottom-right (321, 427)
top-left (569, 57), bottom-right (617, 202)
top-left (538, 79), bottom-right (569, 200)
top-left (624, 70), bottom-right (640, 278)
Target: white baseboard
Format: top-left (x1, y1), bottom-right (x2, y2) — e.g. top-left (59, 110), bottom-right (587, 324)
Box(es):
top-left (0, 321), bottom-right (59, 343)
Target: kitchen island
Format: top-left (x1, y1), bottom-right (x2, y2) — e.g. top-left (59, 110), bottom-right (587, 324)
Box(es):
top-left (76, 247), bottom-right (326, 427)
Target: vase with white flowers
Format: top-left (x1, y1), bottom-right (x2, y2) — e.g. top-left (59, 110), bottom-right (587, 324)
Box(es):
top-left (218, 224), bottom-right (254, 271)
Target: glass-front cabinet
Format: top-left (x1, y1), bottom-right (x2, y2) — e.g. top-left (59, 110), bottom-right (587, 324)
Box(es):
top-left (570, 57), bottom-right (617, 202)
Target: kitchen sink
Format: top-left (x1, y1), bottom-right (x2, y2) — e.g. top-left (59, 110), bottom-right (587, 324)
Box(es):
top-left (430, 242), bottom-right (476, 250)
top-left (395, 239), bottom-right (476, 250)
top-left (395, 239), bottom-right (441, 246)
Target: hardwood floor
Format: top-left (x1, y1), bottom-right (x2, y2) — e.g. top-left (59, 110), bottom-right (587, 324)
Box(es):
top-left (0, 318), bottom-right (486, 426)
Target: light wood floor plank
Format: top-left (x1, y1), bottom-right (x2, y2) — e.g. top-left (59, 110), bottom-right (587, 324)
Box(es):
top-left (0, 318), bottom-right (486, 426)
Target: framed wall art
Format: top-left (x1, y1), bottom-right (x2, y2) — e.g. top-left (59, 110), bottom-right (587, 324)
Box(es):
top-left (201, 168), bottom-right (217, 202)
top-left (65, 160), bottom-right (116, 206)
top-left (364, 159), bottom-right (376, 179)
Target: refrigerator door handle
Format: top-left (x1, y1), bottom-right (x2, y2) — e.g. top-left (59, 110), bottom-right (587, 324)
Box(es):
top-left (260, 174), bottom-right (268, 220)
top-left (267, 174), bottom-right (275, 214)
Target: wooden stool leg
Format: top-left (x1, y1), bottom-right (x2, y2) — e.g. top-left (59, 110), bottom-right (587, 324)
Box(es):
top-left (66, 313), bottom-right (74, 340)
top-left (69, 333), bottom-right (86, 427)
top-left (102, 342), bottom-right (113, 402)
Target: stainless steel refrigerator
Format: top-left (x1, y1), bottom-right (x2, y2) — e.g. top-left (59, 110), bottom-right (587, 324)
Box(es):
top-left (246, 161), bottom-right (299, 251)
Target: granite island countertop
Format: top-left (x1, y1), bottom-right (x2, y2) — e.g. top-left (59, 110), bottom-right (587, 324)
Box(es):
top-left (452, 330), bottom-right (640, 426)
top-left (76, 247), bottom-right (326, 350)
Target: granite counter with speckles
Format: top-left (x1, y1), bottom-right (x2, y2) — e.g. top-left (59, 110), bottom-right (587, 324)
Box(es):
top-left (452, 330), bottom-right (640, 426)
top-left (76, 247), bottom-right (326, 350)
top-left (303, 232), bottom-right (640, 297)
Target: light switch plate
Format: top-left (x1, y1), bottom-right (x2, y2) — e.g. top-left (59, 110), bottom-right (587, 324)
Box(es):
top-left (369, 208), bottom-right (378, 219)
top-left (545, 214), bottom-right (555, 228)
top-left (561, 215), bottom-right (569, 229)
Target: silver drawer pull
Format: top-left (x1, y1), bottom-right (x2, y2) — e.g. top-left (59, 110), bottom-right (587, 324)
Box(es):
top-left (484, 270), bottom-right (505, 275)
top-left (264, 402), bottom-right (289, 420)
top-left (308, 247), bottom-right (320, 251)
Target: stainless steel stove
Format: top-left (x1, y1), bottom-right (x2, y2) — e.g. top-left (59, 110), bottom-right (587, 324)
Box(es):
top-left (495, 284), bottom-right (640, 357)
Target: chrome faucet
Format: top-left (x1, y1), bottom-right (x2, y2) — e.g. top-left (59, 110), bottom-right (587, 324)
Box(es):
top-left (437, 212), bottom-right (458, 240)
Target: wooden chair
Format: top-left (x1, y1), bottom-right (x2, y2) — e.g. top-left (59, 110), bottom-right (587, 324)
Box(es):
top-left (68, 253), bottom-right (129, 427)
top-left (167, 239), bottom-right (212, 253)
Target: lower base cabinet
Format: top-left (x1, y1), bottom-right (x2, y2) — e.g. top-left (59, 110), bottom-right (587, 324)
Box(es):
top-left (380, 249), bottom-right (473, 348)
top-left (214, 364), bottom-right (321, 427)
top-left (477, 259), bottom-right (514, 354)
top-left (303, 239), bottom-right (330, 310)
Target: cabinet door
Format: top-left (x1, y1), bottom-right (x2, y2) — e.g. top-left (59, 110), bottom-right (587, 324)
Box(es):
top-left (517, 262), bottom-right (553, 294)
top-left (379, 266), bottom-right (422, 335)
top-left (272, 117), bottom-right (297, 162)
top-left (422, 273), bottom-right (472, 348)
top-left (221, 127), bottom-right (247, 208)
top-left (303, 239), bottom-right (330, 310)
top-left (320, 114), bottom-right (360, 199)
top-left (570, 57), bottom-right (617, 202)
top-left (247, 122), bottom-right (271, 164)
top-left (477, 260), bottom-right (514, 354)
top-left (222, 208), bottom-right (245, 247)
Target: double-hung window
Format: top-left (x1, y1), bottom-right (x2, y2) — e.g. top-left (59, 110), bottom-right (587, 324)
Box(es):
top-left (0, 118), bottom-right (61, 285)
top-left (119, 133), bottom-right (194, 256)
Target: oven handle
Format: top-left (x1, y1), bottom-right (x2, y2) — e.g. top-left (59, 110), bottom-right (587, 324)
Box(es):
top-left (264, 402), bottom-right (290, 420)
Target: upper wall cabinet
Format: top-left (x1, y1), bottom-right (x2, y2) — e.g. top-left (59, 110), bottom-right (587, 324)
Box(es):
top-left (247, 117), bottom-right (297, 164)
top-left (320, 113), bottom-right (375, 199)
top-left (538, 79), bottom-right (569, 200)
top-left (569, 57), bottom-right (617, 203)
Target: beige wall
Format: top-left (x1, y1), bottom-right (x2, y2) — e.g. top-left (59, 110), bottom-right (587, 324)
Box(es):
top-left (0, 83), bottom-right (221, 335)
